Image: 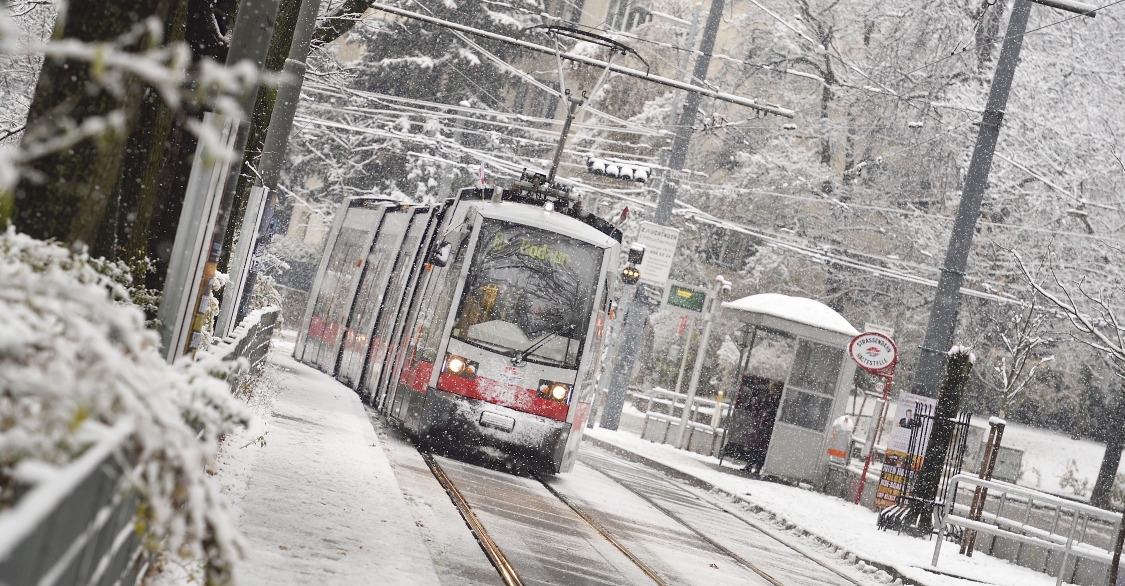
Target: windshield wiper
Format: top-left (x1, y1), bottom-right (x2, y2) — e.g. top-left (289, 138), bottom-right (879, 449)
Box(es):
top-left (511, 323), bottom-right (577, 366)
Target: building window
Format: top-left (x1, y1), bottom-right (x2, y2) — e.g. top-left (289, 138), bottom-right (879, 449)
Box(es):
top-left (606, 0), bottom-right (629, 30)
top-left (560, 0), bottom-right (585, 24)
top-left (624, 6), bottom-right (651, 30)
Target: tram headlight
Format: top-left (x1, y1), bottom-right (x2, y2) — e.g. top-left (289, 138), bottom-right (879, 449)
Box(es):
top-left (447, 356), bottom-right (465, 373)
top-left (443, 354), bottom-right (477, 378)
top-left (550, 384), bottom-right (569, 401)
top-left (538, 379), bottom-right (572, 404)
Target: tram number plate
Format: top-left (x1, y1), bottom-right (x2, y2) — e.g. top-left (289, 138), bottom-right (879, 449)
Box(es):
top-left (480, 411), bottom-right (516, 433)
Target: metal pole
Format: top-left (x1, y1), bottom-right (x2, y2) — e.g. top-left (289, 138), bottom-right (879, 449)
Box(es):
top-left (653, 0), bottom-right (726, 225)
top-left (218, 0), bottom-right (324, 331)
top-left (674, 317), bottom-right (695, 394)
top-left (855, 368), bottom-right (894, 504)
top-left (910, 0), bottom-right (1031, 397)
top-left (675, 280), bottom-right (722, 448)
top-left (600, 285), bottom-right (647, 430)
top-left (547, 96), bottom-right (581, 183)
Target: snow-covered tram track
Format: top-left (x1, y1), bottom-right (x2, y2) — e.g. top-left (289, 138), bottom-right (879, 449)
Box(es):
top-left (418, 441), bottom-right (864, 586)
top-left (420, 449), bottom-right (665, 585)
top-left (574, 448), bottom-right (864, 586)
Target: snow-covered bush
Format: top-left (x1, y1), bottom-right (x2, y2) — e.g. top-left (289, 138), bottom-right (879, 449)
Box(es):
top-left (0, 228), bottom-right (249, 584)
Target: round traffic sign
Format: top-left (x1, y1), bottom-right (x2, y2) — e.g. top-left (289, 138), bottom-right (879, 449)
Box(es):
top-left (849, 332), bottom-right (897, 374)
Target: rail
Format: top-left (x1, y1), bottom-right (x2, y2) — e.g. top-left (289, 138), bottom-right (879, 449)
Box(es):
top-left (934, 474), bottom-right (1119, 586)
top-left (635, 387), bottom-right (729, 455)
top-left (200, 305), bottom-right (280, 388)
top-left (0, 423), bottom-right (143, 586)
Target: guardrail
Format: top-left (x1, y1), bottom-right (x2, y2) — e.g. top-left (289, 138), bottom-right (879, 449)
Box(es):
top-left (0, 423), bottom-right (143, 586)
top-left (202, 305), bottom-right (280, 388)
top-left (934, 474), bottom-right (1120, 586)
top-left (635, 387), bottom-right (730, 456)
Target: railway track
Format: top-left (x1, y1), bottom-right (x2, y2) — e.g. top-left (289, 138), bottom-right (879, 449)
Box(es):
top-left (420, 444), bottom-right (866, 586)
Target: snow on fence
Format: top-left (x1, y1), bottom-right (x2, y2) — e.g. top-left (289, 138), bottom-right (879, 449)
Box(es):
top-left (0, 423), bottom-right (143, 586)
top-left (0, 307), bottom-right (280, 586)
top-left (934, 474), bottom-right (1120, 586)
top-left (636, 387), bottom-right (730, 457)
top-left (199, 305), bottom-right (280, 388)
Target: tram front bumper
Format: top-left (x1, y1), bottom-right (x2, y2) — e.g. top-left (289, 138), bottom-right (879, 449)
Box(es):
top-left (422, 388), bottom-right (570, 464)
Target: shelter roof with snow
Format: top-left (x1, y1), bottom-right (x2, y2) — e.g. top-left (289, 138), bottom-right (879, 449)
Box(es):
top-left (721, 293), bottom-right (858, 344)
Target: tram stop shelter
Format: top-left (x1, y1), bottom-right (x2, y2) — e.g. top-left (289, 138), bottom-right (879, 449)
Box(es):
top-left (718, 293), bottom-right (859, 487)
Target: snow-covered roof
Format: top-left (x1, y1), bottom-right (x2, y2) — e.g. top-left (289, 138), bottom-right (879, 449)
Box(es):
top-left (722, 293), bottom-right (859, 337)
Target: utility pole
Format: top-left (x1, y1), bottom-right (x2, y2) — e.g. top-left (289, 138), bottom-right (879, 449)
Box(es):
top-left (653, 0), bottom-right (725, 225)
top-left (599, 0), bottom-right (727, 430)
top-left (910, 0), bottom-right (1095, 399)
top-left (218, 0), bottom-right (324, 335)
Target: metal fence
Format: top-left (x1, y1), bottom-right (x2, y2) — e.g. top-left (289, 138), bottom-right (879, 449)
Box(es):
top-left (635, 387), bottom-right (730, 456)
top-left (0, 306), bottom-right (281, 586)
top-left (934, 474), bottom-right (1120, 586)
top-left (0, 423), bottom-right (142, 586)
top-left (203, 305), bottom-right (280, 388)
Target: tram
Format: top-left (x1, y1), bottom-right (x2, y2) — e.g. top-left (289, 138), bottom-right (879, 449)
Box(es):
top-left (294, 173), bottom-right (623, 473)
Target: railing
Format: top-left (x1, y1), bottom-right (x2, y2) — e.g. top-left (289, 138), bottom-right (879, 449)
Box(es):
top-left (0, 423), bottom-right (144, 586)
top-left (635, 387), bottom-right (730, 455)
top-left (0, 308), bottom-right (282, 586)
top-left (934, 474), bottom-right (1120, 586)
top-left (202, 305), bottom-right (280, 388)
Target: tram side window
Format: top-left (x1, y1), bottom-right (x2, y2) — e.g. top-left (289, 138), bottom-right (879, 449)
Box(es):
top-left (313, 227), bottom-right (369, 321)
top-left (777, 340), bottom-right (842, 431)
top-left (413, 229), bottom-right (473, 365)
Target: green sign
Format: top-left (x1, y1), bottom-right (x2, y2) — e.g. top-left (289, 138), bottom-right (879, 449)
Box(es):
top-left (667, 285), bottom-right (705, 312)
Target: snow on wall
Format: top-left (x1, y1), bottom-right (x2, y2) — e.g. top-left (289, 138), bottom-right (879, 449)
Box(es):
top-left (722, 293), bottom-right (860, 337)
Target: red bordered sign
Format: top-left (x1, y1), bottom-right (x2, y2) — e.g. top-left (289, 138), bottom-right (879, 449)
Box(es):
top-left (848, 332), bottom-right (897, 374)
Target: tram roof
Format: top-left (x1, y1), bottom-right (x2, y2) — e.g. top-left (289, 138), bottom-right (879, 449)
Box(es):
top-left (467, 200), bottom-right (620, 249)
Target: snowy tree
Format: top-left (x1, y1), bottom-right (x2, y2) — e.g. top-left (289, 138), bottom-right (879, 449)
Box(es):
top-left (970, 299), bottom-right (1054, 418)
top-left (1016, 249), bottom-right (1125, 508)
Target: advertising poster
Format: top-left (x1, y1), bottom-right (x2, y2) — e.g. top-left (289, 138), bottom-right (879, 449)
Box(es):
top-left (873, 392), bottom-right (938, 509)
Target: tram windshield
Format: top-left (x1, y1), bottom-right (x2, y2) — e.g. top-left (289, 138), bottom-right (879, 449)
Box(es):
top-left (452, 218), bottom-right (603, 369)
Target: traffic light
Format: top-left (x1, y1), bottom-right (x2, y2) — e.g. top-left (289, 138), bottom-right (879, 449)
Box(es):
top-left (628, 243), bottom-right (645, 264)
top-left (621, 265), bottom-right (640, 284)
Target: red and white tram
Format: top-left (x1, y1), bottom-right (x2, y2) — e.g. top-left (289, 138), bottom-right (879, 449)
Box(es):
top-left (295, 176), bottom-right (622, 473)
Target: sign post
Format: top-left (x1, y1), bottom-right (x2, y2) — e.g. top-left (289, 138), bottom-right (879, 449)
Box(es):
top-left (848, 332), bottom-right (898, 505)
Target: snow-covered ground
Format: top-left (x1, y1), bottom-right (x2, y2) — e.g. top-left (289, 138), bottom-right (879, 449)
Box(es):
top-left (587, 422), bottom-right (1070, 586)
top-left (213, 332), bottom-right (441, 585)
top-left (994, 421), bottom-right (1119, 501)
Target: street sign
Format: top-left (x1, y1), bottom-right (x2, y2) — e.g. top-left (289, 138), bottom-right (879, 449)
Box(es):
top-left (849, 332), bottom-right (897, 374)
top-left (636, 221), bottom-right (680, 290)
top-left (637, 283), bottom-right (663, 306)
top-left (667, 285), bottom-right (705, 312)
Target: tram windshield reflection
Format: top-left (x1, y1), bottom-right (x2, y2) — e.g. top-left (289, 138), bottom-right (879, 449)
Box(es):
top-left (452, 218), bottom-right (602, 368)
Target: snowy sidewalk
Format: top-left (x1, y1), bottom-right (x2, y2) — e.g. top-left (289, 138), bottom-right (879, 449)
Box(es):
top-left (586, 426), bottom-right (1062, 586)
top-left (229, 337), bottom-right (441, 586)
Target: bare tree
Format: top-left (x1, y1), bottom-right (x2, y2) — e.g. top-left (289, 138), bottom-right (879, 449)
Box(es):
top-left (1015, 249), bottom-right (1125, 510)
top-left (974, 299), bottom-right (1054, 418)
